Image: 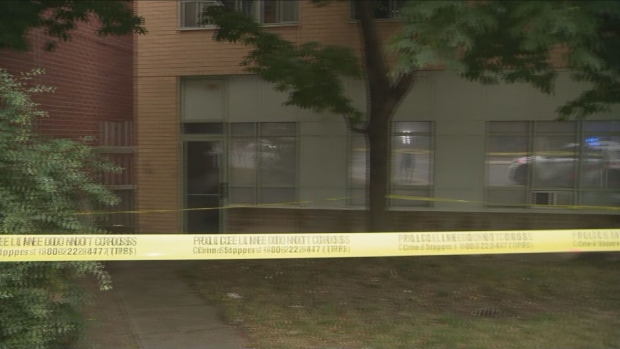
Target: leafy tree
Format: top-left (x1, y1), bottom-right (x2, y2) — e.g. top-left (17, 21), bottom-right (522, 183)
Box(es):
top-left (0, 68), bottom-right (121, 349)
top-left (0, 0), bottom-right (146, 51)
top-left (391, 1), bottom-right (620, 119)
top-left (0, 2), bottom-right (145, 348)
top-left (204, 0), bottom-right (619, 232)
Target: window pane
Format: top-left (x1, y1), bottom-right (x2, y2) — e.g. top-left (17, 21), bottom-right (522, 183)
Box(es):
top-left (263, 0), bottom-right (277, 23)
top-left (230, 138), bottom-right (256, 186)
top-left (223, 0), bottom-right (255, 18)
top-left (229, 187), bottom-right (254, 204)
top-left (580, 191), bottom-right (620, 207)
top-left (260, 188), bottom-right (296, 204)
top-left (487, 189), bottom-right (527, 207)
top-left (584, 121), bottom-right (620, 133)
top-left (536, 121), bottom-right (576, 133)
top-left (183, 122), bottom-right (224, 134)
top-left (260, 137), bottom-right (297, 186)
top-left (528, 191), bottom-right (573, 207)
top-left (580, 145), bottom-right (607, 189)
top-left (532, 136), bottom-right (577, 189)
top-left (350, 135), bottom-right (367, 188)
top-left (393, 121), bottom-right (431, 134)
top-left (583, 134), bottom-right (620, 148)
top-left (187, 195), bottom-right (220, 233)
top-left (351, 0), bottom-right (402, 19)
top-left (231, 123), bottom-right (254, 136)
top-left (390, 189), bottom-right (432, 207)
top-left (486, 136), bottom-right (529, 187)
top-left (181, 2), bottom-right (198, 27)
top-left (260, 122), bottom-right (296, 136)
top-left (349, 188), bottom-right (366, 206)
top-left (279, 0), bottom-right (298, 22)
top-left (186, 141), bottom-right (221, 195)
top-left (489, 121), bottom-right (529, 134)
top-left (374, 0), bottom-right (393, 18)
top-left (391, 135), bottom-right (432, 186)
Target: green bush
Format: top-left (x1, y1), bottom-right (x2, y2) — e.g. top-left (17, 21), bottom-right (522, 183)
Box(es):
top-left (0, 68), bottom-right (120, 349)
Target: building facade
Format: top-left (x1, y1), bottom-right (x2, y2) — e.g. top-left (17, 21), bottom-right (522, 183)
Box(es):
top-left (135, 0), bottom-right (620, 234)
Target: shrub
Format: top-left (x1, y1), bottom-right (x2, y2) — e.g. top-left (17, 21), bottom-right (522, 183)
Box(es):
top-left (0, 68), bottom-right (119, 349)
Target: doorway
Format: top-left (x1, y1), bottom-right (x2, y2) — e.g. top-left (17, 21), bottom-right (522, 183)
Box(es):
top-left (183, 140), bottom-right (226, 233)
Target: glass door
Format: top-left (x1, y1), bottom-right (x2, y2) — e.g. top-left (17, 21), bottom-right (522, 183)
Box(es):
top-left (184, 140), bottom-right (226, 233)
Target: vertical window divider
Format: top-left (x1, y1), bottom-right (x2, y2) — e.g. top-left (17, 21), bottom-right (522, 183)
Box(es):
top-left (254, 123), bottom-right (260, 206)
top-left (429, 121), bottom-right (436, 205)
top-left (295, 121), bottom-right (301, 208)
top-left (528, 121), bottom-right (536, 207)
top-left (387, 122), bottom-right (394, 208)
top-left (576, 121), bottom-right (584, 204)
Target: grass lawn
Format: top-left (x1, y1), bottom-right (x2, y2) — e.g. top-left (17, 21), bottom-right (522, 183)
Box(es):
top-left (187, 255), bottom-right (620, 349)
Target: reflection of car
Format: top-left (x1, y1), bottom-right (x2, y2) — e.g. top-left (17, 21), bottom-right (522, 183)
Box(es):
top-left (508, 142), bottom-right (620, 188)
top-left (232, 140), bottom-right (280, 169)
top-left (246, 140), bottom-right (279, 165)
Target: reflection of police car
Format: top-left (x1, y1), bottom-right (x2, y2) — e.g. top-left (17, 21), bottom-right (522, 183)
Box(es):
top-left (508, 141), bottom-right (620, 187)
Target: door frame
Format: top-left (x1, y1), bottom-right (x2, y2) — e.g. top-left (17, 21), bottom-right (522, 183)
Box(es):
top-left (181, 135), bottom-right (228, 233)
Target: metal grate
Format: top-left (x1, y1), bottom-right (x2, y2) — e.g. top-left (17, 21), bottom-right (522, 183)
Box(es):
top-left (97, 121), bottom-right (136, 233)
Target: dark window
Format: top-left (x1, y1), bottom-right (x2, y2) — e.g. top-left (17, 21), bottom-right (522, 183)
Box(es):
top-left (183, 122), bottom-right (224, 134)
top-left (351, 0), bottom-right (409, 20)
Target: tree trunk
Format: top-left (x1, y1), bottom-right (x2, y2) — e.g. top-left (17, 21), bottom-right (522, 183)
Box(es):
top-left (355, 0), bottom-right (415, 232)
top-left (366, 108), bottom-right (391, 232)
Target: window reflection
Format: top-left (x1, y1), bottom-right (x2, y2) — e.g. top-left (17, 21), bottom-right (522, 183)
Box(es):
top-left (486, 121), bottom-right (620, 208)
top-left (229, 123), bottom-right (298, 205)
top-left (349, 121), bottom-right (434, 208)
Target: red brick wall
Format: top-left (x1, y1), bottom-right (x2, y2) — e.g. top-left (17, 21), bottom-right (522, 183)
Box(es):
top-left (0, 19), bottom-right (134, 141)
top-left (227, 208), bottom-right (620, 233)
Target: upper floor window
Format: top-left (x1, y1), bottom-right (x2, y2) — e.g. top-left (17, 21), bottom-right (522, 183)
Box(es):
top-left (350, 0), bottom-right (409, 20)
top-left (180, 0), bottom-right (299, 28)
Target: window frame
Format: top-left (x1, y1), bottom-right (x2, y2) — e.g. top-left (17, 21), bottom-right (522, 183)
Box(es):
top-left (228, 122), bottom-right (299, 206)
top-left (484, 120), bottom-right (620, 210)
top-left (179, 0), bottom-right (299, 30)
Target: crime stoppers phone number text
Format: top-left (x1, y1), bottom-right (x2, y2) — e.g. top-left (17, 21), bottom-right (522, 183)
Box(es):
top-left (37, 247), bottom-right (136, 256)
top-left (193, 245), bottom-right (350, 255)
top-left (263, 245), bottom-right (350, 254)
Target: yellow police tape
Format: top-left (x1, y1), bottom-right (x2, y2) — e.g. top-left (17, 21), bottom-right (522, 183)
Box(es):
top-left (1, 229), bottom-right (619, 262)
top-left (79, 194), bottom-right (620, 217)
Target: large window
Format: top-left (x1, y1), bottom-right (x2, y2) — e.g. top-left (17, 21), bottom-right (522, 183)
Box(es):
top-left (485, 121), bottom-right (620, 208)
top-left (180, 0), bottom-right (298, 28)
top-left (349, 122), bottom-right (434, 207)
top-left (350, 0), bottom-right (409, 20)
top-left (229, 122), bottom-right (298, 205)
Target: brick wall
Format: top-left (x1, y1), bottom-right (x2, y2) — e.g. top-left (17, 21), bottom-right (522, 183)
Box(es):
top-left (135, 76), bottom-right (180, 233)
top-left (0, 14), bottom-right (136, 231)
top-left (226, 208), bottom-right (620, 233)
top-left (0, 20), bottom-right (134, 140)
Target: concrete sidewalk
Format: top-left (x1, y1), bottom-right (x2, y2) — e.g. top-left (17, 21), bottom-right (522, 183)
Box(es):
top-left (79, 261), bottom-right (246, 349)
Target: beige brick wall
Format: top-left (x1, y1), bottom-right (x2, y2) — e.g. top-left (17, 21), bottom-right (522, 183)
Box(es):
top-left (135, 76), bottom-right (180, 233)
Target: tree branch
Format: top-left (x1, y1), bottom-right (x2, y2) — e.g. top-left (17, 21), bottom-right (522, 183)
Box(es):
top-left (391, 73), bottom-right (415, 102)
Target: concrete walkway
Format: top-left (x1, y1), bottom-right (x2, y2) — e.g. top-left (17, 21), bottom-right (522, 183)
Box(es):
top-left (79, 261), bottom-right (246, 349)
